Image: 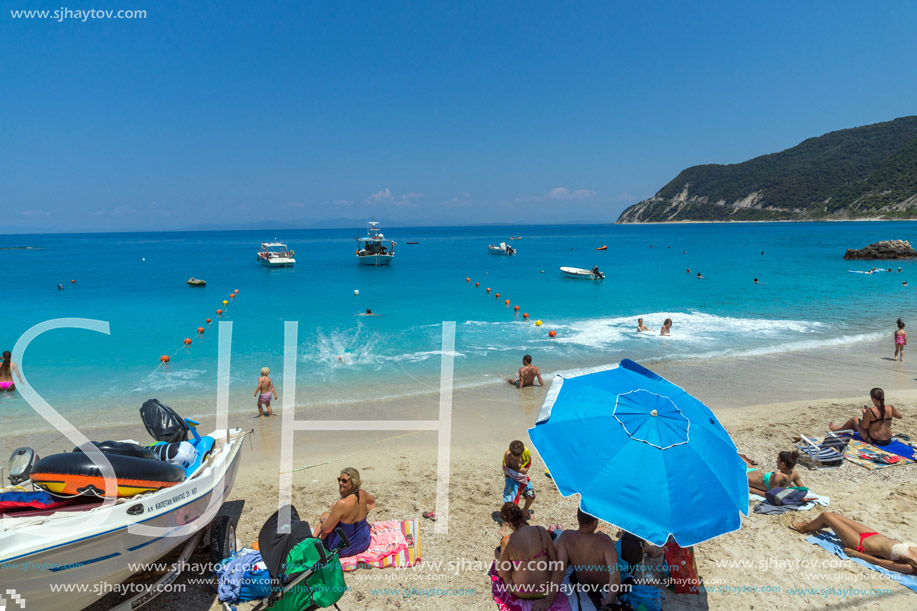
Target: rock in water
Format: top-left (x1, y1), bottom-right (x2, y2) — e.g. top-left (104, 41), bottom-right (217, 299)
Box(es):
top-left (843, 240), bottom-right (917, 260)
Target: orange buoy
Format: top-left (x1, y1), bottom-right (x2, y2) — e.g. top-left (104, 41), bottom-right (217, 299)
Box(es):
top-left (234, 289), bottom-right (239, 294)
top-left (206, 318), bottom-right (212, 324)
top-left (466, 277), bottom-right (470, 282)
top-left (160, 355), bottom-right (170, 363)
top-left (504, 299), bottom-right (510, 305)
top-left (523, 313), bottom-right (529, 319)
top-left (197, 327), bottom-right (204, 334)
top-left (184, 338), bottom-right (192, 345)
top-left (71, 279), bottom-right (76, 283)
top-left (596, 245), bottom-right (608, 251)
top-left (217, 309), bottom-right (222, 315)
top-left (514, 305), bottom-right (520, 311)
top-left (549, 330), bottom-right (557, 338)
top-left (475, 282), bottom-right (480, 287)
top-left (495, 293), bottom-right (500, 298)
top-left (230, 294), bottom-right (234, 299)
top-left (486, 288), bottom-right (491, 293)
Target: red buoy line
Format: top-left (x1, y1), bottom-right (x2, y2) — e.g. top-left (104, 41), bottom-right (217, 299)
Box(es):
top-left (464, 276), bottom-right (556, 338)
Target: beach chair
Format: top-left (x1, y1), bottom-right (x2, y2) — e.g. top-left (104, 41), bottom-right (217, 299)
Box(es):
top-left (796, 430), bottom-right (853, 470)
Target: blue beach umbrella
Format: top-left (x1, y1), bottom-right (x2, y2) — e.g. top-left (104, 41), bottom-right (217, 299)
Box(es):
top-left (528, 359), bottom-right (748, 547)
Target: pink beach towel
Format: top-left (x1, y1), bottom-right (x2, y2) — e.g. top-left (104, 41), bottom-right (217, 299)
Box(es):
top-left (489, 561), bottom-right (571, 611)
top-left (339, 518), bottom-right (421, 572)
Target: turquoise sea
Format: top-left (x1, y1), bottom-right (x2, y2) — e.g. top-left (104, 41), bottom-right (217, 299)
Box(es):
top-left (1, 222), bottom-right (915, 433)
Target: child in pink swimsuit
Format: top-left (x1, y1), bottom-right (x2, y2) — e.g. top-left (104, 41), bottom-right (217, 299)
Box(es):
top-left (894, 319), bottom-right (907, 362)
top-left (0, 351), bottom-right (22, 391)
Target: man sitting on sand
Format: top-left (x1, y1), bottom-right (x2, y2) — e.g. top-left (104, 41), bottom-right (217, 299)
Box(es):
top-left (543, 509), bottom-right (620, 609)
top-left (253, 367), bottom-right (277, 417)
top-left (503, 440), bottom-right (536, 519)
top-left (507, 354), bottom-right (544, 389)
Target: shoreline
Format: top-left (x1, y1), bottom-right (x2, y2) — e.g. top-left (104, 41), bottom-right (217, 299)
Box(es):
top-left (7, 330), bottom-right (917, 610)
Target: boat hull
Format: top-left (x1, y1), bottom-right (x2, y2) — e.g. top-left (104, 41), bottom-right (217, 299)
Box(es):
top-left (560, 267), bottom-right (604, 279)
top-left (260, 257), bottom-right (295, 267)
top-left (357, 254), bottom-right (393, 266)
top-left (0, 431), bottom-right (243, 611)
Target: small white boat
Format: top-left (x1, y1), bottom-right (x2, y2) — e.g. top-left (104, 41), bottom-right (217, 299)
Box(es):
top-left (356, 221), bottom-right (395, 266)
top-left (561, 266), bottom-right (605, 280)
top-left (0, 428), bottom-right (245, 611)
top-left (257, 242), bottom-right (295, 267)
top-left (488, 242), bottom-right (517, 255)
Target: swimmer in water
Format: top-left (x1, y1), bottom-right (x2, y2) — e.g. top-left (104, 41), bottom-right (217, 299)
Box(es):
top-left (696, 272), bottom-right (704, 279)
top-left (754, 278), bottom-right (759, 284)
top-left (660, 318), bottom-right (672, 336)
top-left (637, 318), bottom-right (650, 332)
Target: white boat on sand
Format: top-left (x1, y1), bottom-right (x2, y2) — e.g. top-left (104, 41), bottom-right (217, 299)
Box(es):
top-left (0, 427), bottom-right (245, 611)
top-left (561, 266), bottom-right (605, 279)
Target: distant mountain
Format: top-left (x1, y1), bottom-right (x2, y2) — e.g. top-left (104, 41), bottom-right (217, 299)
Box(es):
top-left (617, 116), bottom-right (917, 222)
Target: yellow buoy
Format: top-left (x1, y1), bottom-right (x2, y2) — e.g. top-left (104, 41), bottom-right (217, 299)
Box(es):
top-left (535, 320), bottom-right (542, 326)
top-left (222, 300), bottom-right (228, 305)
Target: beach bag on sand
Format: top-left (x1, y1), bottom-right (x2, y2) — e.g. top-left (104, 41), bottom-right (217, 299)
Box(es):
top-left (270, 537), bottom-right (347, 610)
top-left (140, 398), bottom-right (189, 443)
top-left (765, 487), bottom-right (807, 506)
top-left (621, 585), bottom-right (662, 611)
top-left (663, 541), bottom-right (699, 594)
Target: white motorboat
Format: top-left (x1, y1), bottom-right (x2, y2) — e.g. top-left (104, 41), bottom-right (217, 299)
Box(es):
top-left (257, 242), bottom-right (295, 267)
top-left (0, 428), bottom-right (245, 611)
top-left (356, 221), bottom-right (395, 266)
top-left (560, 266), bottom-right (605, 280)
top-left (488, 242), bottom-right (516, 255)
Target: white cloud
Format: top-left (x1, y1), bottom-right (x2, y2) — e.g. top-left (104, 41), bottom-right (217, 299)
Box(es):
top-left (546, 187), bottom-right (597, 200)
top-left (366, 188), bottom-right (393, 204)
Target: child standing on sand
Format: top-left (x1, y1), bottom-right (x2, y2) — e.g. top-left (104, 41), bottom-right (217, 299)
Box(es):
top-left (254, 367), bottom-right (277, 417)
top-left (895, 319), bottom-right (907, 361)
top-left (503, 440), bottom-right (536, 519)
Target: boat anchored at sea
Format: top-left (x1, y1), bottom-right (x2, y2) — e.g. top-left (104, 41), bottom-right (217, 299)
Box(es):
top-left (560, 266), bottom-right (604, 279)
top-left (488, 242), bottom-right (516, 255)
top-left (356, 221), bottom-right (395, 266)
top-left (257, 241), bottom-right (295, 267)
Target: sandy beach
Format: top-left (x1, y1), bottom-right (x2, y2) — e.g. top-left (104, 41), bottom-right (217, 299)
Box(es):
top-left (6, 334), bottom-right (917, 611)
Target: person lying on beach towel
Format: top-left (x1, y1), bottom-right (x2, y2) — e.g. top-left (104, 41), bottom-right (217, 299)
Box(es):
top-left (791, 511), bottom-right (917, 574)
top-left (743, 450), bottom-right (803, 494)
top-left (829, 387), bottom-right (902, 447)
top-left (314, 467), bottom-right (375, 557)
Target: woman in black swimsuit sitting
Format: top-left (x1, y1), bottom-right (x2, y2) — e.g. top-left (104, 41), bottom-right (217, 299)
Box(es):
top-left (829, 388), bottom-right (903, 446)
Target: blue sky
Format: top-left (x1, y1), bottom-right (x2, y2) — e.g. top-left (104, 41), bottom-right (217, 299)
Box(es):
top-left (2, 1), bottom-right (916, 233)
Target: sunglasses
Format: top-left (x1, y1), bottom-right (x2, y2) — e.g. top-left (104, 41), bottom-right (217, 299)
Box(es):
top-left (337, 477), bottom-right (350, 484)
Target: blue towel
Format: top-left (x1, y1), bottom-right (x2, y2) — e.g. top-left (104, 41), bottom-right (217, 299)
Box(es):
top-left (852, 432), bottom-right (916, 461)
top-left (806, 532), bottom-right (917, 594)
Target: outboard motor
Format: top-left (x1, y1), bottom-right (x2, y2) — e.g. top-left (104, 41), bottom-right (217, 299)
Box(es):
top-left (8, 447), bottom-right (39, 485)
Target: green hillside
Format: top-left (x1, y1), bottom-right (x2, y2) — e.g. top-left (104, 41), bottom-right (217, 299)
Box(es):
top-left (617, 116), bottom-right (917, 223)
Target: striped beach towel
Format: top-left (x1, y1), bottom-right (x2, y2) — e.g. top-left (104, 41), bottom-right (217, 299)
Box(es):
top-left (339, 518), bottom-right (421, 571)
top-left (844, 439), bottom-right (916, 470)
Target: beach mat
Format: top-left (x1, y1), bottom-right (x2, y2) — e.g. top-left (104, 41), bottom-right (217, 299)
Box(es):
top-left (844, 439), bottom-right (916, 469)
top-left (852, 432), bottom-right (916, 461)
top-left (806, 532), bottom-right (917, 594)
top-left (339, 518), bottom-right (420, 571)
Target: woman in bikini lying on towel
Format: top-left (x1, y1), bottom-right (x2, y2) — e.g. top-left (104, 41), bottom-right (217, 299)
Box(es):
top-left (744, 450), bottom-right (803, 494)
top-left (829, 387), bottom-right (903, 446)
top-left (791, 511), bottom-right (917, 574)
